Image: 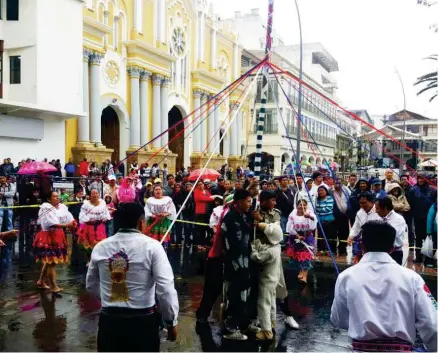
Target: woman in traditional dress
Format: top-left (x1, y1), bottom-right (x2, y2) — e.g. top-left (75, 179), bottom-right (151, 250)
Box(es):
top-left (77, 189), bottom-right (111, 263)
top-left (286, 199), bottom-right (318, 285)
top-left (144, 184), bottom-right (176, 251)
top-left (33, 191), bottom-right (77, 292)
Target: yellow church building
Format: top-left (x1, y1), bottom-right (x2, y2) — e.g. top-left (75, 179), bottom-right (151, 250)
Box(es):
top-left (66, 0), bottom-right (250, 174)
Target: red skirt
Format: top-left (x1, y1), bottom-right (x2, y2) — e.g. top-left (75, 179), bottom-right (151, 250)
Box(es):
top-left (77, 223), bottom-right (107, 249)
top-left (33, 229), bottom-right (68, 264)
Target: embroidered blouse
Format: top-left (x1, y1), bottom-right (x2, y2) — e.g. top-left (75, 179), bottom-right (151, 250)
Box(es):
top-left (38, 202), bottom-right (74, 231)
top-left (79, 199), bottom-right (112, 224)
top-left (286, 209), bottom-right (318, 236)
top-left (144, 196), bottom-right (176, 221)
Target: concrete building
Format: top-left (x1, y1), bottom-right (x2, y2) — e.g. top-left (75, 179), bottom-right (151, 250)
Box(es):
top-left (381, 111), bottom-right (437, 168)
top-left (242, 49), bottom-right (339, 175)
top-left (0, 0), bottom-right (84, 164)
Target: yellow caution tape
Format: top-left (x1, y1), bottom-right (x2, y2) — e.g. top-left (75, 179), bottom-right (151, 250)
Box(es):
top-left (0, 201), bottom-right (83, 209)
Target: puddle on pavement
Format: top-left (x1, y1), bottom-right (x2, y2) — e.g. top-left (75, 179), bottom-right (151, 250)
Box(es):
top-left (0, 248), bottom-right (435, 352)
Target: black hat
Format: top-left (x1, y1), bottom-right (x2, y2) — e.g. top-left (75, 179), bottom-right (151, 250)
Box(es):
top-left (233, 188), bottom-right (250, 201)
top-left (259, 190), bottom-right (276, 202)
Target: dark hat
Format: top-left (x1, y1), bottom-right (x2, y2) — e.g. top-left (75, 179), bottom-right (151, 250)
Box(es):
top-left (312, 171), bottom-right (322, 180)
top-left (233, 188), bottom-right (250, 201)
top-left (259, 190), bottom-right (276, 202)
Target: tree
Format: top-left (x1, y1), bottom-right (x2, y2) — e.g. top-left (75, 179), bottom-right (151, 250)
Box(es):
top-left (414, 55), bottom-right (437, 102)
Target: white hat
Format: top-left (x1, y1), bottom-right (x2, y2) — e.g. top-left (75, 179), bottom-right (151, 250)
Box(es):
top-left (108, 175), bottom-right (116, 181)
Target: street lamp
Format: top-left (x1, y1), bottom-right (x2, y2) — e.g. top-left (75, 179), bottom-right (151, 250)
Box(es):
top-left (395, 68), bottom-right (409, 175)
top-left (294, 0), bottom-right (303, 167)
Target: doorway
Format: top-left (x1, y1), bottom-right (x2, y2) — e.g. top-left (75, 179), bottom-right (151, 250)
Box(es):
top-left (168, 106), bottom-right (185, 170)
top-left (101, 106), bottom-right (120, 163)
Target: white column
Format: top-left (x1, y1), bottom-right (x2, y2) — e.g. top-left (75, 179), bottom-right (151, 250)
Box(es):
top-left (210, 28), bottom-right (217, 69)
top-left (200, 12), bottom-right (205, 62)
top-left (103, 11), bottom-right (109, 47)
top-left (79, 49), bottom-right (90, 143)
top-left (134, 0), bottom-right (143, 33)
top-left (233, 42), bottom-right (239, 80)
top-left (152, 74), bottom-right (163, 149)
top-left (197, 11), bottom-right (203, 62)
top-left (153, 0), bottom-right (158, 44)
top-left (200, 93), bottom-right (208, 152)
top-left (114, 16), bottom-right (119, 51)
top-left (192, 90), bottom-right (202, 153)
top-left (89, 52), bottom-right (103, 144)
top-left (140, 70), bottom-right (151, 146)
top-left (223, 118), bottom-right (230, 158)
top-left (230, 103), bottom-right (238, 156)
top-left (161, 77), bottom-right (170, 148)
top-left (207, 95), bottom-right (215, 154)
top-left (128, 66), bottom-right (141, 148)
top-left (158, 0), bottom-right (165, 43)
top-left (236, 110), bottom-right (242, 156)
top-left (214, 99), bottom-right (220, 155)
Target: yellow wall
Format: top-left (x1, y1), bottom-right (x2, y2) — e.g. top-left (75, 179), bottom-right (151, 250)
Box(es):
top-left (65, 119), bottom-right (78, 162)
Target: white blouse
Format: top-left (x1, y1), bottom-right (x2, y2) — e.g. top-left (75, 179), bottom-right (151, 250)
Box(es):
top-left (286, 209), bottom-right (318, 236)
top-left (144, 196), bottom-right (176, 221)
top-left (38, 202), bottom-right (74, 231)
top-left (209, 205), bottom-right (224, 229)
top-left (79, 199), bottom-right (112, 224)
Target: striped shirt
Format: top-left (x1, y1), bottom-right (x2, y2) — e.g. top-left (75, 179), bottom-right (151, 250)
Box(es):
top-left (316, 196), bottom-right (335, 222)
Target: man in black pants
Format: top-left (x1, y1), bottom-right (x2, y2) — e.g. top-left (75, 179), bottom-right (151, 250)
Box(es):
top-left (86, 203), bottom-right (179, 352)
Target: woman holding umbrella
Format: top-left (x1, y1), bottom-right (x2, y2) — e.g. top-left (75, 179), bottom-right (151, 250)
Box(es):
top-left (33, 191), bottom-right (77, 292)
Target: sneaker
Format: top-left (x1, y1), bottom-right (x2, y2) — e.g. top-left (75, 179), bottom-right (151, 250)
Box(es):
top-left (285, 316), bottom-right (299, 329)
top-left (223, 330), bottom-right (248, 340)
top-left (255, 330), bottom-right (274, 341)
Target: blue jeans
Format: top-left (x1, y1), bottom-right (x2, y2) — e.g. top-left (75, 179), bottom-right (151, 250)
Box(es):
top-left (0, 209), bottom-right (13, 231)
top-left (105, 219), bottom-right (114, 237)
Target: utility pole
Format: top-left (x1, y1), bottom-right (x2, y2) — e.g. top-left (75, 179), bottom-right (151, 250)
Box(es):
top-left (294, 0), bottom-right (303, 167)
top-left (254, 0), bottom-right (274, 180)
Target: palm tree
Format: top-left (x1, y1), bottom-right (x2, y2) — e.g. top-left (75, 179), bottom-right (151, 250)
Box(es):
top-left (414, 55), bottom-right (437, 102)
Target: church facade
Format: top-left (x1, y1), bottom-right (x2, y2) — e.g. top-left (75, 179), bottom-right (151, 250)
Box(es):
top-left (66, 0), bottom-right (248, 173)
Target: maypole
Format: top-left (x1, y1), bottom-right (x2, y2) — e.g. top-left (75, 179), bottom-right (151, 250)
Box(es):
top-left (254, 0), bottom-right (274, 180)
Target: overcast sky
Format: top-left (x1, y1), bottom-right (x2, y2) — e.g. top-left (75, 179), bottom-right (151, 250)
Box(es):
top-left (212, 0), bottom-right (438, 121)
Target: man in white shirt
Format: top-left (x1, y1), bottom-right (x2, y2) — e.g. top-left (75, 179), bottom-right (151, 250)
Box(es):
top-left (347, 192), bottom-right (381, 262)
top-left (331, 220), bottom-right (437, 352)
top-left (375, 196), bottom-right (408, 265)
top-left (86, 203), bottom-right (179, 352)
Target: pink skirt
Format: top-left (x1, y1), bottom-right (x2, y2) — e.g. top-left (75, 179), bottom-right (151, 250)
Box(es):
top-left (77, 222), bottom-right (107, 249)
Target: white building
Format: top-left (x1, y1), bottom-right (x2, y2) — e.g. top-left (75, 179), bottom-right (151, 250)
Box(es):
top-left (0, 0), bottom-right (84, 164)
top-left (227, 9), bottom-right (345, 175)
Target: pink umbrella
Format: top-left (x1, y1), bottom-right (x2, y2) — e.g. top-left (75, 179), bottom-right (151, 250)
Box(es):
top-left (188, 168), bottom-right (221, 182)
top-left (17, 161), bottom-right (57, 175)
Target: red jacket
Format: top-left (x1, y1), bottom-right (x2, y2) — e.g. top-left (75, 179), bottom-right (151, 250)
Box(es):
top-left (79, 161), bottom-right (88, 176)
top-left (194, 188), bottom-right (212, 215)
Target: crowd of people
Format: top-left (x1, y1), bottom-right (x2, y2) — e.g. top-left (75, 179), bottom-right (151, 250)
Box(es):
top-left (0, 156), bottom-right (437, 349)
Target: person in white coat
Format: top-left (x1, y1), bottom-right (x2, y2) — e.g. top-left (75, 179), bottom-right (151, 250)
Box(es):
top-left (331, 220), bottom-right (437, 352)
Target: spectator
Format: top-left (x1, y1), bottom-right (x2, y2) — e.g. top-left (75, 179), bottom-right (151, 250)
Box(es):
top-left (181, 182), bottom-right (196, 248)
top-left (370, 178), bottom-right (387, 200)
top-left (400, 174), bottom-right (414, 247)
top-left (211, 176), bottom-right (226, 196)
top-left (387, 182), bottom-right (411, 215)
top-left (171, 184), bottom-right (185, 246)
top-left (347, 177), bottom-right (370, 226)
top-left (193, 180), bottom-right (213, 249)
top-left (79, 158), bottom-right (89, 176)
top-left (223, 180), bottom-right (233, 198)
top-left (64, 158), bottom-right (76, 177)
top-left (382, 168), bottom-right (396, 191)
top-left (162, 163), bottom-right (168, 184)
top-left (310, 172), bottom-right (328, 199)
top-left (103, 175), bottom-right (119, 205)
top-left (315, 185), bottom-right (336, 253)
top-left (426, 202), bottom-right (437, 268)
top-left (275, 176), bottom-right (295, 233)
top-left (163, 174), bottom-right (175, 196)
top-left (0, 175), bottom-right (16, 230)
top-left (407, 174), bottom-right (437, 263)
top-left (346, 174), bottom-right (357, 194)
top-left (151, 163), bottom-right (159, 179)
top-left (332, 180), bottom-right (350, 256)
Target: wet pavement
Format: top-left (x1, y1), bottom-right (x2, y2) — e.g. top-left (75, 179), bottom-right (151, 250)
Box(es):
top-left (0, 246), bottom-right (436, 352)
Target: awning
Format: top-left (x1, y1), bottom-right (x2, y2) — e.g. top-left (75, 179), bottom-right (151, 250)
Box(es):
top-left (0, 99), bottom-right (84, 119)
